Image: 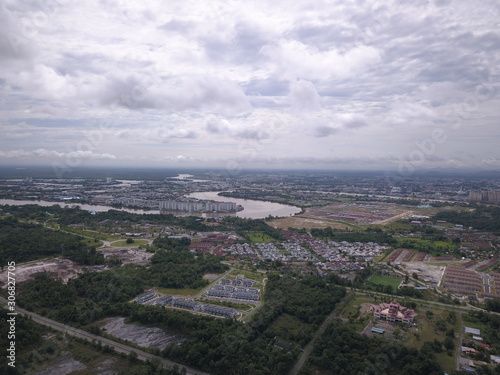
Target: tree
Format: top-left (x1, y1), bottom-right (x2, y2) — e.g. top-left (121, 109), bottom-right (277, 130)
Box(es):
top-left (126, 238), bottom-right (134, 244)
top-left (412, 272), bottom-right (418, 279)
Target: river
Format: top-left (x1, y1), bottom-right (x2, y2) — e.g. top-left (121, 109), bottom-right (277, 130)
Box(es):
top-left (186, 191), bottom-right (301, 219)
top-left (0, 193), bottom-right (301, 219)
top-left (0, 199), bottom-right (158, 215)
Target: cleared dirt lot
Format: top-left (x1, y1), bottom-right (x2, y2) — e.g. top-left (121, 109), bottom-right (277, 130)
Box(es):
top-left (0, 258), bottom-right (84, 286)
top-left (268, 215), bottom-right (351, 230)
top-left (100, 247), bottom-right (153, 265)
top-left (101, 317), bottom-right (188, 350)
top-left (401, 262), bottom-right (446, 285)
top-left (35, 353), bottom-right (87, 375)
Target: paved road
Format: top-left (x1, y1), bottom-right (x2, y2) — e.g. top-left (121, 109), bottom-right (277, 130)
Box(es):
top-left (481, 273), bottom-right (491, 293)
top-left (456, 312), bottom-right (464, 371)
top-left (0, 297), bottom-right (208, 375)
top-left (289, 309), bottom-right (337, 375)
top-left (347, 287), bottom-right (500, 315)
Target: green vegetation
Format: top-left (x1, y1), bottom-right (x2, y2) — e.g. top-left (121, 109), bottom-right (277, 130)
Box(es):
top-left (0, 217), bottom-right (104, 266)
top-left (152, 236), bottom-right (228, 289)
top-left (120, 274), bottom-right (346, 375)
top-left (433, 205), bottom-right (500, 233)
top-left (111, 239), bottom-right (149, 247)
top-left (302, 319), bottom-right (443, 375)
top-left (244, 232), bottom-right (276, 243)
top-left (228, 269), bottom-right (266, 282)
top-left (3, 199), bottom-right (500, 374)
top-left (310, 226), bottom-right (395, 245)
top-left (395, 237), bottom-right (457, 255)
top-left (368, 275), bottom-right (402, 289)
top-left (0, 308), bottom-right (46, 374)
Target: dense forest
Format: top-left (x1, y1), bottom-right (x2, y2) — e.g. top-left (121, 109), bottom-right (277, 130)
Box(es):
top-left (152, 236), bottom-right (229, 288)
top-left (302, 319), bottom-right (443, 375)
top-left (14, 271), bottom-right (345, 374)
top-left (0, 217), bottom-right (103, 267)
top-left (433, 206), bottom-right (500, 233)
top-left (0, 204), bottom-right (211, 231)
top-left (0, 308), bottom-right (46, 375)
top-left (15, 236), bottom-right (230, 325)
top-left (157, 274), bottom-right (346, 374)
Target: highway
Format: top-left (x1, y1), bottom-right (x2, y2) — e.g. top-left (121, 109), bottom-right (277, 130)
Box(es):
top-left (0, 297), bottom-right (208, 375)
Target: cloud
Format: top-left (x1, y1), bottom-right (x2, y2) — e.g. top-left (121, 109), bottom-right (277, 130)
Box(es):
top-left (0, 0), bottom-right (499, 170)
top-left (0, 0), bottom-right (38, 61)
top-left (204, 115), bottom-right (230, 134)
top-left (0, 149), bottom-right (116, 160)
top-left (96, 73), bottom-right (251, 113)
top-left (289, 79), bottom-right (321, 112)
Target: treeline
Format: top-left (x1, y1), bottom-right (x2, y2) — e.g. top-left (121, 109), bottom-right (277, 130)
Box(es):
top-left (0, 308), bottom-right (46, 375)
top-left (16, 238), bottom-right (230, 325)
top-left (486, 298), bottom-right (500, 313)
top-left (310, 227), bottom-right (395, 245)
top-left (158, 274), bottom-right (345, 374)
top-left (0, 204), bottom-right (211, 231)
top-left (465, 311), bottom-right (500, 354)
top-left (433, 206), bottom-right (500, 233)
top-left (17, 271), bottom-right (143, 326)
top-left (152, 237), bottom-right (228, 289)
top-left (220, 216), bottom-right (285, 241)
top-left (394, 238), bottom-right (456, 254)
top-left (16, 272), bottom-right (346, 374)
top-left (0, 217), bottom-right (103, 267)
top-left (302, 319), bottom-right (443, 375)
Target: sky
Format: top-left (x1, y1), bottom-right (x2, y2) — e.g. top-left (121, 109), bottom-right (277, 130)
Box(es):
top-left (0, 0), bottom-right (499, 175)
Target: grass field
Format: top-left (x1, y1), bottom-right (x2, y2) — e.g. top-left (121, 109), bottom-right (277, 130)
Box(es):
top-left (228, 269), bottom-right (265, 282)
top-left (404, 307), bottom-right (460, 373)
top-left (245, 232), bottom-right (276, 243)
top-left (267, 215), bottom-right (354, 230)
top-left (110, 239), bottom-right (149, 247)
top-left (368, 275), bottom-right (402, 289)
top-left (157, 286), bottom-right (205, 296)
top-left (340, 296), bottom-right (374, 317)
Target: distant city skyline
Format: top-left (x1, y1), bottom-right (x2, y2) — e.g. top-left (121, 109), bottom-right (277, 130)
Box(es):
top-left (1, 0), bottom-right (499, 173)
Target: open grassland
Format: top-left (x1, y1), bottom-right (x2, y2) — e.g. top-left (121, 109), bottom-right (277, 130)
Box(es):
top-left (406, 307), bottom-right (460, 373)
top-left (267, 215), bottom-right (354, 230)
top-left (368, 275), bottom-right (402, 289)
top-left (156, 286), bottom-right (205, 296)
top-left (245, 232), bottom-right (276, 243)
top-left (111, 239), bottom-right (149, 247)
top-left (339, 296), bottom-right (374, 317)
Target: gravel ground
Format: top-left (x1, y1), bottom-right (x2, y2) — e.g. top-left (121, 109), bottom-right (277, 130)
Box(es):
top-left (102, 317), bottom-right (188, 350)
top-left (35, 353), bottom-right (87, 375)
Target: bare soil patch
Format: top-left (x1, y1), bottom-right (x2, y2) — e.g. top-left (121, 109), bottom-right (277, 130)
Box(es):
top-left (402, 262), bottom-right (446, 285)
top-left (101, 317), bottom-right (188, 350)
top-left (35, 352), bottom-right (86, 375)
top-left (268, 215), bottom-right (350, 230)
top-left (0, 258), bottom-right (83, 286)
top-left (100, 247), bottom-right (153, 265)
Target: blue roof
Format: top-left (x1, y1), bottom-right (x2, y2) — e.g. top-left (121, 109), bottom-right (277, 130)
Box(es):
top-left (371, 327), bottom-right (385, 333)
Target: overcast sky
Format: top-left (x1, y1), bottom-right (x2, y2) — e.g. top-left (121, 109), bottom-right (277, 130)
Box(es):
top-left (1, 0), bottom-right (499, 174)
